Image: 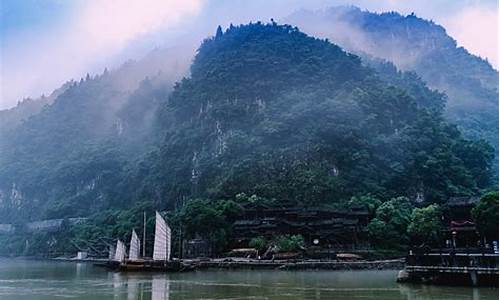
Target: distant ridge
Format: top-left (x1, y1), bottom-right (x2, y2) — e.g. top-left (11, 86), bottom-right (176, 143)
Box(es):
top-left (286, 6), bottom-right (498, 167)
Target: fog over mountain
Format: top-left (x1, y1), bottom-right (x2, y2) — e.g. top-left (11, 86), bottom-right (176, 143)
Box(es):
top-left (1, 0), bottom-right (497, 110)
top-left (0, 15), bottom-right (495, 222)
top-left (286, 6), bottom-right (498, 168)
top-left (0, 3), bottom-right (497, 257)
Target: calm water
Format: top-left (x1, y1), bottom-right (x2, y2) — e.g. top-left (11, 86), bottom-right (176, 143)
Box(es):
top-left (0, 259), bottom-right (497, 300)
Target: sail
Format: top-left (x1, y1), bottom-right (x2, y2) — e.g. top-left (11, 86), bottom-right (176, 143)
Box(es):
top-left (153, 211), bottom-right (172, 261)
top-left (129, 229), bottom-right (140, 260)
top-left (114, 240), bottom-right (126, 262)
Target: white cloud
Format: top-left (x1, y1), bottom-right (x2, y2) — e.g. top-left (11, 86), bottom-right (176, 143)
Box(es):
top-left (442, 4), bottom-right (498, 69)
top-left (75, 0), bottom-right (203, 54)
top-left (1, 0), bottom-right (498, 110)
top-left (0, 0), bottom-right (204, 109)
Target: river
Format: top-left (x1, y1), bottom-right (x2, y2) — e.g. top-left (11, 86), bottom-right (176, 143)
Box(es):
top-left (0, 259), bottom-right (497, 299)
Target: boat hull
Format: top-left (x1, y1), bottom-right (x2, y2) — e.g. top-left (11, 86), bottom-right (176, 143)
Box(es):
top-left (95, 260), bottom-right (194, 272)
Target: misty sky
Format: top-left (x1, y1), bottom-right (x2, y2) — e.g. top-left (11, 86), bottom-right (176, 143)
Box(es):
top-left (0, 0), bottom-right (498, 110)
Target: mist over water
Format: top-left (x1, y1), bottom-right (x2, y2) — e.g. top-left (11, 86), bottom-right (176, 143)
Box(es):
top-left (0, 259), bottom-right (497, 300)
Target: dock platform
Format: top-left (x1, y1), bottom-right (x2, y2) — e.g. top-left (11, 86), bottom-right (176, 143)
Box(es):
top-left (402, 249), bottom-right (498, 286)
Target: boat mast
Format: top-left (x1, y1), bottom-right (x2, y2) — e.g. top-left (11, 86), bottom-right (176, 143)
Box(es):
top-left (142, 211), bottom-right (146, 257)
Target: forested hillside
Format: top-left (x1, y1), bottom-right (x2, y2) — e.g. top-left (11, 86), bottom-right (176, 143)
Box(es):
top-left (0, 82), bottom-right (71, 137)
top-left (0, 22), bottom-right (495, 259)
top-left (139, 23), bottom-right (492, 209)
top-left (286, 6), bottom-right (498, 174)
top-left (0, 64), bottom-right (176, 222)
top-left (1, 22), bottom-right (492, 225)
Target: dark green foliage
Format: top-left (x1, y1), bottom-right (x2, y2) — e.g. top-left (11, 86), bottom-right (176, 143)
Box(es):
top-left (249, 235), bottom-right (305, 253)
top-left (367, 197), bottom-right (413, 249)
top-left (472, 191), bottom-right (499, 239)
top-left (348, 194), bottom-right (382, 217)
top-left (271, 235), bottom-right (305, 252)
top-left (0, 201), bottom-right (159, 257)
top-left (249, 236), bottom-right (267, 252)
top-left (176, 199), bottom-right (227, 238)
top-left (0, 70), bottom-right (171, 222)
top-left (407, 204), bottom-right (442, 245)
top-left (0, 22), bottom-right (495, 255)
top-left (288, 6), bottom-right (498, 176)
top-left (145, 22), bottom-right (492, 209)
top-left (173, 199), bottom-right (242, 253)
top-left (0, 74), bottom-right (127, 222)
top-left (363, 57), bottom-right (446, 113)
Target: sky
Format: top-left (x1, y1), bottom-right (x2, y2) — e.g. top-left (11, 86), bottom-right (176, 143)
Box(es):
top-left (0, 0), bottom-right (498, 110)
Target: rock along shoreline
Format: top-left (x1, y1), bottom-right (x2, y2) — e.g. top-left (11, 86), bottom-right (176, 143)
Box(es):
top-left (36, 256), bottom-right (405, 271)
top-left (194, 258), bottom-right (404, 271)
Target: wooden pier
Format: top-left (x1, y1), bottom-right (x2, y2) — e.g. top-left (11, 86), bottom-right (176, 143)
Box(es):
top-left (401, 249), bottom-right (499, 286)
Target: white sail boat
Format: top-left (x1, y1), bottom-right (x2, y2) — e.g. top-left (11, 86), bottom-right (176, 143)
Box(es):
top-left (153, 211), bottom-right (171, 261)
top-left (128, 229), bottom-right (140, 261)
top-left (99, 211), bottom-right (187, 272)
top-left (114, 240), bottom-right (126, 262)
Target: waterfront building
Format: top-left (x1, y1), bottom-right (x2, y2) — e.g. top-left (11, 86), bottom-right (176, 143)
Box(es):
top-left (230, 202), bottom-right (369, 250)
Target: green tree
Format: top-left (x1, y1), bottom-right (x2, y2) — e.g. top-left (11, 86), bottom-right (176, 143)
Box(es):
top-left (215, 25), bottom-right (223, 38)
top-left (178, 199), bottom-right (226, 238)
top-left (271, 235), bottom-right (304, 252)
top-left (349, 194), bottom-right (382, 217)
top-left (407, 204), bottom-right (442, 245)
top-left (367, 197), bottom-right (413, 249)
top-left (249, 236), bottom-right (268, 252)
top-left (472, 191), bottom-right (499, 239)
top-left (174, 198), bottom-right (243, 254)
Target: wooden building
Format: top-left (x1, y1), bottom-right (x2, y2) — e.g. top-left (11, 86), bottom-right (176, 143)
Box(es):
top-left (443, 196), bottom-right (481, 249)
top-left (230, 203), bottom-right (369, 249)
top-left (182, 238), bottom-right (212, 259)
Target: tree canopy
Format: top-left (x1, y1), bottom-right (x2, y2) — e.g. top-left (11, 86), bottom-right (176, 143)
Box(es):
top-left (472, 191), bottom-right (499, 239)
top-left (0, 22), bottom-right (495, 256)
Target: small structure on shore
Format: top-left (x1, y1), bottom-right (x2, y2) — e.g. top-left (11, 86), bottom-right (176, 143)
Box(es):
top-left (398, 196), bottom-right (499, 287)
top-left (76, 251), bottom-right (88, 260)
top-left (183, 238), bottom-right (211, 258)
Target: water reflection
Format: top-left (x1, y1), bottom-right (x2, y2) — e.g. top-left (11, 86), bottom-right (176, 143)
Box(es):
top-left (112, 272), bottom-right (123, 299)
top-left (0, 260), bottom-right (497, 300)
top-left (127, 277), bottom-right (139, 300)
top-left (152, 276), bottom-right (170, 300)
top-left (397, 282), bottom-right (491, 300)
top-left (75, 262), bottom-right (82, 278)
top-left (110, 273), bottom-right (170, 300)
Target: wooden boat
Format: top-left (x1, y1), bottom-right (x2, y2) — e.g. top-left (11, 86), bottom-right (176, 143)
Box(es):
top-left (96, 211), bottom-right (194, 272)
top-left (117, 259), bottom-right (195, 272)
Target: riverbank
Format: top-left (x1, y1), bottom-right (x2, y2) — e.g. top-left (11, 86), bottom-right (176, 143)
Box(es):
top-left (45, 256), bottom-right (405, 271)
top-left (3, 255), bottom-right (404, 271)
top-left (194, 258), bottom-right (404, 270)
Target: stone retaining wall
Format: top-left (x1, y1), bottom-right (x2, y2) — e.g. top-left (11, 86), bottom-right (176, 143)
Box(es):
top-left (196, 259), bottom-right (404, 270)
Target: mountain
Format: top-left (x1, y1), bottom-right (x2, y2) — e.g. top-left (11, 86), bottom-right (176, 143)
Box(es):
top-left (0, 82), bottom-right (71, 136)
top-left (0, 22), bottom-right (493, 226)
top-left (0, 44), bottom-right (193, 136)
top-left (0, 45), bottom-right (191, 222)
top-left (285, 6), bottom-right (499, 172)
top-left (136, 23), bottom-right (493, 210)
